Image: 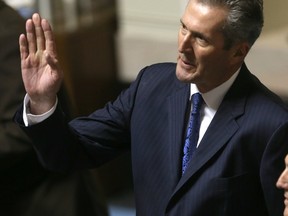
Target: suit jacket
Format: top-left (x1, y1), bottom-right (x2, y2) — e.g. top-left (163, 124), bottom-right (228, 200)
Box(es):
top-left (0, 2), bottom-right (108, 215)
top-left (15, 62), bottom-right (288, 215)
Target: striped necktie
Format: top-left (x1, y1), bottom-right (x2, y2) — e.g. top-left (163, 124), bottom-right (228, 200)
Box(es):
top-left (182, 92), bottom-right (203, 174)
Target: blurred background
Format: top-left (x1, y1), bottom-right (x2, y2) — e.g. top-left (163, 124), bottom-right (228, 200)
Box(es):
top-left (5, 0), bottom-right (288, 102)
top-left (4, 0), bottom-right (288, 215)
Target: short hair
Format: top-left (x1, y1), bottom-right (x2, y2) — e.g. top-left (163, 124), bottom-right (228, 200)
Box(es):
top-left (196, 0), bottom-right (264, 49)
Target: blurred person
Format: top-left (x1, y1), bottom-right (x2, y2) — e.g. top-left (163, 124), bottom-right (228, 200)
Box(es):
top-left (277, 154), bottom-right (288, 216)
top-left (0, 1), bottom-right (108, 215)
top-left (14, 0), bottom-right (288, 215)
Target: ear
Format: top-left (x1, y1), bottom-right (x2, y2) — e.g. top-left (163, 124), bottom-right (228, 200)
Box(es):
top-left (233, 42), bottom-right (250, 58)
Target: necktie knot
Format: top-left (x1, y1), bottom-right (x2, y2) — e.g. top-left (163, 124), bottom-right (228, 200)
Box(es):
top-left (191, 93), bottom-right (203, 114)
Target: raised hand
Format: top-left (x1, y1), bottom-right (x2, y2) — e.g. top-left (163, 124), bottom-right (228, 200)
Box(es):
top-left (19, 13), bottom-right (63, 114)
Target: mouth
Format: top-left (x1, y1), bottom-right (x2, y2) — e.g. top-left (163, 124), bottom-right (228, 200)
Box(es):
top-left (179, 58), bottom-right (196, 70)
top-left (285, 198), bottom-right (288, 206)
top-left (179, 57), bottom-right (196, 69)
top-left (284, 192), bottom-right (288, 205)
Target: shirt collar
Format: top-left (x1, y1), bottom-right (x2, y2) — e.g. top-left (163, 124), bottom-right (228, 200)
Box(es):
top-left (190, 67), bottom-right (241, 110)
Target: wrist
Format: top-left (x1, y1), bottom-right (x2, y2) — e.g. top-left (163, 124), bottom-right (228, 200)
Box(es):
top-left (29, 96), bottom-right (57, 115)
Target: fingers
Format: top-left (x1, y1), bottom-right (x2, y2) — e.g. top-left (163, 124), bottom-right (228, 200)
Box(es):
top-left (32, 13), bottom-right (45, 51)
top-left (19, 34), bottom-right (28, 60)
top-left (24, 13), bottom-right (55, 55)
top-left (26, 18), bottom-right (37, 54)
top-left (42, 19), bottom-right (57, 58)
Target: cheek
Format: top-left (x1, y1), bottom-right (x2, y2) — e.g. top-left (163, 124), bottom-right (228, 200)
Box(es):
top-left (194, 50), bottom-right (231, 83)
top-left (198, 50), bottom-right (230, 70)
top-left (195, 50), bottom-right (218, 71)
top-left (194, 45), bottom-right (217, 61)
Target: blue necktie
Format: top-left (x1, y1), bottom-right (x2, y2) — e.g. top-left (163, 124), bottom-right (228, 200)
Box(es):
top-left (182, 93), bottom-right (203, 174)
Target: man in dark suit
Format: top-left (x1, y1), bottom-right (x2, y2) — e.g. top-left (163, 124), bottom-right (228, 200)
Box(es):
top-left (0, 1), bottom-right (108, 215)
top-left (14, 0), bottom-right (288, 215)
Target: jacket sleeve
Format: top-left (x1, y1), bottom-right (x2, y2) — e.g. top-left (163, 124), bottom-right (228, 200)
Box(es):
top-left (14, 66), bottom-right (148, 172)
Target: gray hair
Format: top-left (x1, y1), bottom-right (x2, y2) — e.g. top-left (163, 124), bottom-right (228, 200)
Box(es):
top-left (196, 0), bottom-right (264, 49)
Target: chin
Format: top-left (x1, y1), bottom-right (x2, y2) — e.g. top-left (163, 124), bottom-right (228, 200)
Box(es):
top-left (176, 72), bottom-right (194, 83)
top-left (284, 208), bottom-right (288, 216)
top-left (176, 66), bottom-right (195, 83)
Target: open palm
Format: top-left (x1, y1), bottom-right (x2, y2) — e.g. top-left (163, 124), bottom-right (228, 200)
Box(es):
top-left (19, 13), bottom-right (63, 114)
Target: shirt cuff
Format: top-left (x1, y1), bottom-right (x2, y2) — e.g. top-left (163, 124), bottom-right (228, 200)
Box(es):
top-left (23, 94), bottom-right (58, 126)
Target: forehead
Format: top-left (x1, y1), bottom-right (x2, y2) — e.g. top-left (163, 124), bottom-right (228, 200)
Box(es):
top-left (182, 0), bottom-right (228, 34)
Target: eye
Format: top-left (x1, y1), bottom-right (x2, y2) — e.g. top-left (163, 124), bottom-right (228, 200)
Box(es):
top-left (191, 32), bottom-right (210, 47)
top-left (180, 21), bottom-right (188, 34)
top-left (196, 37), bottom-right (209, 46)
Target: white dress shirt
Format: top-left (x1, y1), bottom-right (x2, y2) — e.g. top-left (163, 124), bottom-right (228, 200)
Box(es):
top-left (23, 94), bottom-right (58, 126)
top-left (191, 68), bottom-right (240, 147)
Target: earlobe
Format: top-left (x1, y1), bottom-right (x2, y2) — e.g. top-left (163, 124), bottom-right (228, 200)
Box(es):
top-left (234, 43), bottom-right (250, 58)
top-left (234, 49), bottom-right (243, 57)
top-left (229, 43), bottom-right (250, 66)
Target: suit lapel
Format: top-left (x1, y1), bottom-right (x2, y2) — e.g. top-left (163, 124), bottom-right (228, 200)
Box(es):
top-left (169, 97), bottom-right (244, 197)
top-left (167, 83), bottom-right (190, 185)
top-left (167, 64), bottom-right (251, 207)
top-left (180, 95), bottom-right (244, 183)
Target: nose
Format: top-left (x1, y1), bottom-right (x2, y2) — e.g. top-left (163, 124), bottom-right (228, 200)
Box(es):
top-left (178, 32), bottom-right (193, 53)
top-left (276, 170), bottom-right (288, 189)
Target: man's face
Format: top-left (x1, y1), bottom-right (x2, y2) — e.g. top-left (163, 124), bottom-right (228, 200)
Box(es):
top-left (277, 155), bottom-right (288, 216)
top-left (176, 0), bottom-right (245, 93)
